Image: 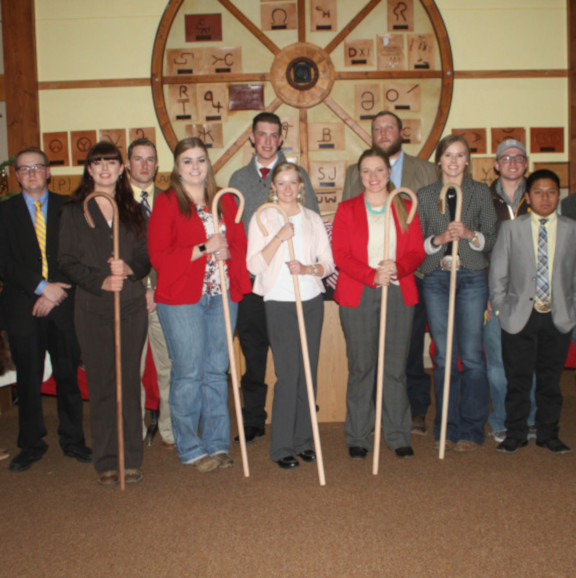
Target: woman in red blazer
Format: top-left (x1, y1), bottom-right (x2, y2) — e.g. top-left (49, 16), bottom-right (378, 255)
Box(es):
top-left (148, 138), bottom-right (251, 472)
top-left (333, 148), bottom-right (425, 460)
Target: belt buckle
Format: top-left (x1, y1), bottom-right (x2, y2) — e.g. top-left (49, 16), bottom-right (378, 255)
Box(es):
top-left (440, 255), bottom-right (460, 271)
top-left (534, 300), bottom-right (551, 314)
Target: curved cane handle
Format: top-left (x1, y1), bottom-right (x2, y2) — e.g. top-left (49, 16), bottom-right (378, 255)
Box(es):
top-left (255, 202), bottom-right (289, 236)
top-left (438, 182), bottom-right (463, 222)
top-left (211, 187), bottom-right (245, 225)
top-left (83, 191), bottom-right (119, 259)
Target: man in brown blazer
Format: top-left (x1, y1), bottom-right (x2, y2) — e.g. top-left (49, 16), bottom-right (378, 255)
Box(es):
top-left (341, 111), bottom-right (437, 437)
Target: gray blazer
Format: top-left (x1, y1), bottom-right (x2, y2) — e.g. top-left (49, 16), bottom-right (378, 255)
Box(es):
top-left (489, 214), bottom-right (576, 335)
top-left (417, 178), bottom-right (498, 275)
top-left (341, 152), bottom-right (437, 201)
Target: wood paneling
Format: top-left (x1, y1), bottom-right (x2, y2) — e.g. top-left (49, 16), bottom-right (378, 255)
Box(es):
top-left (1, 0), bottom-right (39, 192)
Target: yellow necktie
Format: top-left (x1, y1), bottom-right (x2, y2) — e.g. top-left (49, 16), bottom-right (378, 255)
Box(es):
top-left (34, 200), bottom-right (48, 279)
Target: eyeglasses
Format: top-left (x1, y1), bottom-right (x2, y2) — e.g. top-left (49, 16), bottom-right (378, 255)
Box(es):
top-left (498, 154), bottom-right (526, 164)
top-left (16, 164), bottom-right (47, 174)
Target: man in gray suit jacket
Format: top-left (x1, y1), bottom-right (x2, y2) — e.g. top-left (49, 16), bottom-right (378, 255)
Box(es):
top-left (341, 111), bottom-right (437, 435)
top-left (490, 169), bottom-right (576, 455)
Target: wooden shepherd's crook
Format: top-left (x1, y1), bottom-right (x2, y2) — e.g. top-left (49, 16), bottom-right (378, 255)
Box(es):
top-left (372, 188), bottom-right (418, 476)
top-left (256, 203), bottom-right (326, 487)
top-left (438, 183), bottom-right (463, 460)
top-left (211, 188), bottom-right (250, 478)
top-left (83, 191), bottom-right (125, 490)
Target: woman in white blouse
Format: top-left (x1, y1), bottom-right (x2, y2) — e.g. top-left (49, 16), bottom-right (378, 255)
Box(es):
top-left (247, 162), bottom-right (334, 470)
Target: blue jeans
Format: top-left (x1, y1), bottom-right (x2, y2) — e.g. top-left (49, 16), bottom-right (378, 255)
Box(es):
top-left (157, 295), bottom-right (238, 464)
top-left (423, 267), bottom-right (489, 445)
top-left (484, 307), bottom-right (536, 432)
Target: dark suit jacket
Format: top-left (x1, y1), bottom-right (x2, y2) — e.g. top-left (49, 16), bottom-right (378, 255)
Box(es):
top-left (332, 193), bottom-right (425, 307)
top-left (489, 214), bottom-right (576, 335)
top-left (341, 153), bottom-right (437, 201)
top-left (0, 192), bottom-right (75, 336)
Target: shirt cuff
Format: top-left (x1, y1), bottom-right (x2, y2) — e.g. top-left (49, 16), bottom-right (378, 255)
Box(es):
top-left (424, 236), bottom-right (442, 255)
top-left (469, 232), bottom-right (485, 251)
top-left (35, 280), bottom-right (48, 296)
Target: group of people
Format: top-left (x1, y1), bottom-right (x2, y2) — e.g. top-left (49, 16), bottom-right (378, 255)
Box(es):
top-left (1, 110), bottom-right (575, 485)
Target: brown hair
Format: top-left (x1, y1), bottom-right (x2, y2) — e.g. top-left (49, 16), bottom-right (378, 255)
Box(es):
top-left (434, 134), bottom-right (471, 179)
top-left (358, 148), bottom-right (409, 233)
top-left (169, 138), bottom-right (218, 218)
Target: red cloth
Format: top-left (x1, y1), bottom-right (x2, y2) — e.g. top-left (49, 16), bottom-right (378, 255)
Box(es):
top-left (40, 343), bottom-right (160, 410)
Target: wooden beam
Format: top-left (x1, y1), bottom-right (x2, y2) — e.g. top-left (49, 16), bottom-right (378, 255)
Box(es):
top-left (569, 0), bottom-right (576, 193)
top-left (1, 0), bottom-right (39, 192)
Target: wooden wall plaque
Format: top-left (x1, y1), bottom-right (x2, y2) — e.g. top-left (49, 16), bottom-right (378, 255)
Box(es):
top-left (377, 34), bottom-right (405, 71)
top-left (533, 162), bottom-right (569, 188)
top-left (491, 128), bottom-right (526, 154)
top-left (310, 160), bottom-right (346, 190)
top-left (99, 129), bottom-right (127, 157)
top-left (165, 49), bottom-right (202, 76)
top-left (43, 131), bottom-right (69, 167)
top-left (281, 116), bottom-right (299, 153)
top-left (185, 123), bottom-right (224, 148)
top-left (408, 34), bottom-right (435, 70)
top-left (185, 14), bottom-right (222, 42)
top-left (310, 0), bottom-right (337, 31)
top-left (383, 83), bottom-right (421, 112)
top-left (452, 128), bottom-right (487, 154)
top-left (344, 40), bottom-right (374, 67)
top-left (530, 127), bottom-right (564, 153)
top-left (471, 157), bottom-right (497, 186)
top-left (308, 123), bottom-right (345, 151)
top-left (204, 47), bottom-right (242, 75)
top-left (197, 85), bottom-right (228, 122)
top-left (49, 175), bottom-right (81, 195)
top-left (228, 85), bottom-right (265, 111)
top-left (316, 189), bottom-right (341, 214)
top-left (71, 130), bottom-right (97, 165)
top-left (129, 128), bottom-right (156, 144)
top-left (168, 84), bottom-right (196, 122)
top-left (388, 0), bottom-right (414, 32)
top-left (355, 84), bottom-right (381, 120)
top-left (402, 119), bottom-right (422, 145)
top-left (261, 3), bottom-right (297, 31)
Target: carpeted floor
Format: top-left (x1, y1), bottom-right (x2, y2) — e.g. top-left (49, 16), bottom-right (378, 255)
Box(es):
top-left (1, 372), bottom-right (576, 577)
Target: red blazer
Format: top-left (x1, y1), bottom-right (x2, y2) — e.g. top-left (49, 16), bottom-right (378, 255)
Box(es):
top-left (332, 193), bottom-right (425, 307)
top-left (148, 190), bottom-right (251, 305)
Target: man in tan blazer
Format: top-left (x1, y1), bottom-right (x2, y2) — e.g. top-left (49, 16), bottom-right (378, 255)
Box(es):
top-left (341, 111), bottom-right (437, 437)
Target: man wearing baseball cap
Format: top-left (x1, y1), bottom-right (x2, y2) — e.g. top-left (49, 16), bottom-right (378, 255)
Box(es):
top-left (484, 139), bottom-right (536, 443)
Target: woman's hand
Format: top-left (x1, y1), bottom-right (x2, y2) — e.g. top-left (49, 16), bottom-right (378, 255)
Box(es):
top-left (276, 223), bottom-right (294, 242)
top-left (108, 258), bottom-right (133, 276)
top-left (286, 260), bottom-right (306, 275)
top-left (206, 233), bottom-right (228, 257)
top-left (447, 221), bottom-right (473, 241)
top-left (102, 275), bottom-right (124, 292)
top-left (374, 259), bottom-right (397, 286)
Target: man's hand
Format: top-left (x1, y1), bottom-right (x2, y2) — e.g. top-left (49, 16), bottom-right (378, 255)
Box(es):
top-left (145, 289), bottom-right (156, 313)
top-left (42, 282), bottom-right (71, 305)
top-left (32, 295), bottom-right (57, 317)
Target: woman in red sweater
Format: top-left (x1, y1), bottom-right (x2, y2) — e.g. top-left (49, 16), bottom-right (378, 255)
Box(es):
top-left (148, 138), bottom-right (251, 472)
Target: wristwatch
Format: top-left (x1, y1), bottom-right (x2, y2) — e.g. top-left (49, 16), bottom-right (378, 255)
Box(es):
top-left (312, 264), bottom-right (319, 276)
top-left (198, 243), bottom-right (207, 254)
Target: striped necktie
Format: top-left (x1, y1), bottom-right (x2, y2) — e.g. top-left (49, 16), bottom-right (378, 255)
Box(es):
top-left (140, 191), bottom-right (152, 219)
top-left (34, 200), bottom-right (48, 279)
top-left (536, 218), bottom-right (549, 302)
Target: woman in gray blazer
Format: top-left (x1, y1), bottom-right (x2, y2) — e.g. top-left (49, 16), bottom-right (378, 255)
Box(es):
top-left (416, 135), bottom-right (497, 453)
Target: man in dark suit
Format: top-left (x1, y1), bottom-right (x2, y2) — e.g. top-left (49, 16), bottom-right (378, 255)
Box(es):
top-left (126, 137), bottom-right (174, 449)
top-left (490, 169), bottom-right (576, 455)
top-left (341, 111), bottom-right (437, 435)
top-left (0, 147), bottom-right (90, 471)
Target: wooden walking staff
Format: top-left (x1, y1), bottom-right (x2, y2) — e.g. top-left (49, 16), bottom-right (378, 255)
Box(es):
top-left (372, 188), bottom-right (418, 476)
top-left (83, 191), bottom-right (126, 490)
top-left (211, 188), bottom-right (250, 478)
top-left (437, 183), bottom-right (463, 460)
top-left (256, 203), bottom-right (326, 487)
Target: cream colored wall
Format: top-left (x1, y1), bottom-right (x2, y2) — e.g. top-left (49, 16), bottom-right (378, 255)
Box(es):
top-left (35, 0), bottom-right (568, 177)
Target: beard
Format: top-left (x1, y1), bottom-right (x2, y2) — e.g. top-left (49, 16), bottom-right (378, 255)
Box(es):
top-left (376, 134), bottom-right (403, 158)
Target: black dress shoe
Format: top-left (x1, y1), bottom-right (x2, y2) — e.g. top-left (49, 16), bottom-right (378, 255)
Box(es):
top-left (277, 456), bottom-right (299, 469)
top-left (496, 437), bottom-right (528, 454)
top-left (234, 426), bottom-right (265, 444)
top-left (348, 446), bottom-right (368, 459)
top-left (9, 447), bottom-right (47, 472)
top-left (536, 438), bottom-right (571, 455)
top-left (395, 446), bottom-right (414, 458)
top-left (63, 445), bottom-right (93, 463)
top-left (298, 450), bottom-right (316, 462)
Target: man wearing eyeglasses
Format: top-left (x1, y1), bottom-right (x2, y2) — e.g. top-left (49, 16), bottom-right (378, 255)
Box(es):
top-left (484, 139), bottom-right (535, 444)
top-left (0, 147), bottom-right (90, 471)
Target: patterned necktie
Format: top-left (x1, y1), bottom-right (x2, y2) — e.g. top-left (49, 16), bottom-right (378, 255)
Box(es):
top-left (536, 218), bottom-right (549, 302)
top-left (34, 200), bottom-right (48, 279)
top-left (260, 167), bottom-right (270, 180)
top-left (140, 191), bottom-right (152, 219)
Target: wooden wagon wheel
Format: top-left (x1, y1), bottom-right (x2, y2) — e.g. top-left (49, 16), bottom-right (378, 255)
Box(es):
top-left (151, 0), bottom-right (453, 187)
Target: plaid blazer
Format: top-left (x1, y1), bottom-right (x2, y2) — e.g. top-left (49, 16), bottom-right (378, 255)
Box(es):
top-left (416, 178), bottom-right (497, 275)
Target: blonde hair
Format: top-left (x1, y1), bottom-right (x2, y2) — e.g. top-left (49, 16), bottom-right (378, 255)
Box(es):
top-left (268, 162), bottom-right (306, 205)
